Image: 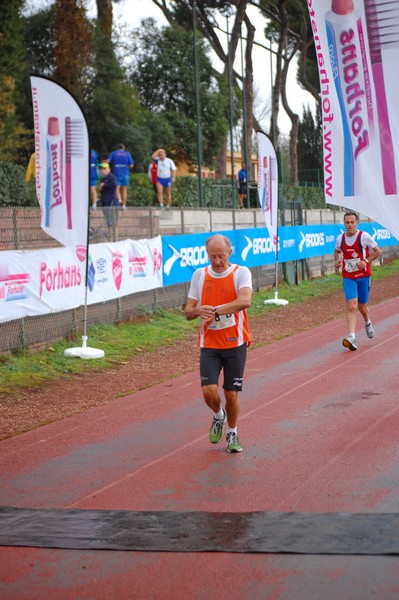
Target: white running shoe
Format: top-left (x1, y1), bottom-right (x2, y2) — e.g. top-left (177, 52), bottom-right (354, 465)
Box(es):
top-left (342, 336), bottom-right (357, 351)
top-left (365, 321), bottom-right (375, 338)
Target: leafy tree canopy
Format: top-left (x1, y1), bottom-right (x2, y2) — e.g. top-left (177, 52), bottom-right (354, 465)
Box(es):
top-left (128, 18), bottom-right (229, 169)
top-left (0, 0), bottom-right (31, 162)
top-left (298, 104), bottom-right (322, 184)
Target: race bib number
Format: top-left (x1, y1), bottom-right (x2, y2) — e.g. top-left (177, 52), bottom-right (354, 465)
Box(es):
top-left (207, 313), bottom-right (235, 330)
top-left (344, 258), bottom-right (360, 273)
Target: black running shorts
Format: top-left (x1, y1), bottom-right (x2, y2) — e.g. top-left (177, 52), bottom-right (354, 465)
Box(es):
top-left (199, 343), bottom-right (248, 391)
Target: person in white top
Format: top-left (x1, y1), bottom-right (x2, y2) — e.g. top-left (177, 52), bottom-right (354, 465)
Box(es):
top-left (184, 234), bottom-right (252, 453)
top-left (152, 148), bottom-right (176, 209)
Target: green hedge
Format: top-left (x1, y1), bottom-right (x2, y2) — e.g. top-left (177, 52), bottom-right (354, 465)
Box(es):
top-left (0, 160), bottom-right (330, 210)
top-left (129, 178), bottom-right (328, 210)
top-left (0, 161), bottom-right (37, 207)
top-left (128, 174), bottom-right (239, 208)
top-left (280, 183), bottom-right (326, 209)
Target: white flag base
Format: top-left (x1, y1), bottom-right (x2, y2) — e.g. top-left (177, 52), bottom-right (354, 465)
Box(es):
top-left (64, 336), bottom-right (105, 360)
top-left (264, 292), bottom-right (289, 306)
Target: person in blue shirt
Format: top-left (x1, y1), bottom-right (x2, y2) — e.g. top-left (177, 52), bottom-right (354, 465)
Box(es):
top-left (108, 143), bottom-right (135, 209)
top-left (237, 164), bottom-right (247, 209)
top-left (90, 149), bottom-right (99, 209)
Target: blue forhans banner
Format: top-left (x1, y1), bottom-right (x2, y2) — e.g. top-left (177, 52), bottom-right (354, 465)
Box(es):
top-left (162, 223), bottom-right (397, 287)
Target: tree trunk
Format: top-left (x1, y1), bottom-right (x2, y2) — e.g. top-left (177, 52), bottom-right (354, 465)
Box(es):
top-left (96, 0), bottom-right (113, 36)
top-left (243, 15), bottom-right (255, 177)
top-left (298, 13), bottom-right (320, 102)
top-left (153, 0), bottom-right (259, 175)
top-left (281, 34), bottom-right (301, 185)
top-left (215, 143), bottom-right (227, 178)
top-left (53, 0), bottom-right (92, 99)
top-left (288, 114), bottom-right (299, 185)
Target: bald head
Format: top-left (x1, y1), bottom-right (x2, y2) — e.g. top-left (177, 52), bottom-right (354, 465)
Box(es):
top-left (206, 234), bottom-right (232, 252)
top-left (206, 235), bottom-right (232, 273)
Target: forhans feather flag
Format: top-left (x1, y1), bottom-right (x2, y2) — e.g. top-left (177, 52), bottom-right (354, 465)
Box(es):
top-left (30, 75), bottom-right (104, 359)
top-left (257, 131), bottom-right (288, 306)
top-left (257, 131), bottom-right (278, 255)
top-left (306, 0), bottom-right (399, 239)
top-left (30, 75), bottom-right (89, 254)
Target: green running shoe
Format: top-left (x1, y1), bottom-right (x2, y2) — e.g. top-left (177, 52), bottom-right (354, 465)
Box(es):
top-left (209, 408), bottom-right (226, 444)
top-left (226, 431), bottom-right (242, 453)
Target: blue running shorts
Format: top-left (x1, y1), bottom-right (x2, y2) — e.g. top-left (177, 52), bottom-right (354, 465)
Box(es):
top-left (343, 276), bottom-right (370, 303)
top-left (115, 174), bottom-right (129, 186)
top-left (157, 177), bottom-right (172, 188)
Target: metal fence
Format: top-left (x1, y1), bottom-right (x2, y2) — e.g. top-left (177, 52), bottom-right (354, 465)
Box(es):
top-left (1, 204), bottom-right (397, 353)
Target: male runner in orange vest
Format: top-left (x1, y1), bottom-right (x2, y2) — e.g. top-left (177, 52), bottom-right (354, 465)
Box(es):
top-left (185, 234), bottom-right (252, 452)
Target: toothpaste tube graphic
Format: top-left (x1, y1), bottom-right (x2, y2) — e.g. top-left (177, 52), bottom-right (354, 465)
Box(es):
top-left (112, 252), bottom-right (123, 290)
top-left (128, 246), bottom-right (148, 278)
top-left (45, 117), bottom-right (64, 227)
top-left (0, 264), bottom-right (30, 302)
top-left (326, 0), bottom-right (372, 196)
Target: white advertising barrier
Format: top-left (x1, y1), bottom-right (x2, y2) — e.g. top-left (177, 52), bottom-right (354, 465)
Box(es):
top-left (307, 0), bottom-right (399, 240)
top-left (0, 246), bottom-right (85, 323)
top-left (2, 225), bottom-right (397, 324)
top-left (86, 237), bottom-right (163, 304)
top-left (0, 236), bottom-right (163, 323)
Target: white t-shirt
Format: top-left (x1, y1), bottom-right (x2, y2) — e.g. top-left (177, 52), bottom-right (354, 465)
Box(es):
top-left (188, 264), bottom-right (252, 302)
top-left (157, 157), bottom-right (176, 179)
top-left (335, 230), bottom-right (376, 253)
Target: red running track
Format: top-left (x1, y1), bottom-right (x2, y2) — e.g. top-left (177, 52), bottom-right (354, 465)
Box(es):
top-left (1, 297), bottom-right (399, 599)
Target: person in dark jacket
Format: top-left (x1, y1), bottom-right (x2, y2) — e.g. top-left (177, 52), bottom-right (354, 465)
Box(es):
top-left (99, 162), bottom-right (118, 230)
top-left (90, 149), bottom-right (99, 209)
top-left (237, 164), bottom-right (247, 209)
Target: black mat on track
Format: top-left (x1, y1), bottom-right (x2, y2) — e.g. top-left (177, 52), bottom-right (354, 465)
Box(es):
top-left (1, 507), bottom-right (398, 554)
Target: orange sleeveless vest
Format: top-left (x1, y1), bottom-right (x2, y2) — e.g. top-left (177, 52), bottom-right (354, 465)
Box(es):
top-left (198, 265), bottom-right (251, 349)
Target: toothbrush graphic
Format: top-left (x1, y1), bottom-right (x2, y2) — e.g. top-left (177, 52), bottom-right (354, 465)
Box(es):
top-left (262, 155), bottom-right (277, 225)
top-left (65, 117), bottom-right (84, 229)
top-left (364, 0), bottom-right (398, 195)
top-left (269, 156), bottom-right (277, 226)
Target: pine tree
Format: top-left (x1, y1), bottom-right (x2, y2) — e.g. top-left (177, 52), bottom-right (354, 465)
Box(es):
top-left (52, 0), bottom-right (93, 100)
top-left (298, 104), bottom-right (322, 186)
top-left (0, 0), bottom-right (31, 162)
